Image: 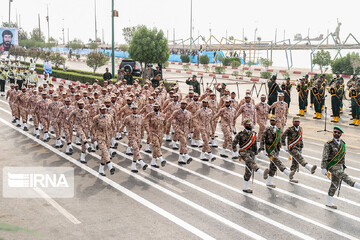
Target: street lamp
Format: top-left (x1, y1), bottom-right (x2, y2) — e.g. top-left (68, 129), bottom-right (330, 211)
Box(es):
top-left (254, 28), bottom-right (258, 42)
top-left (9, 0), bottom-right (14, 24)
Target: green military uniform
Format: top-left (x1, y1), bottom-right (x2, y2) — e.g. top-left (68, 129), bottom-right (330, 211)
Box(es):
top-left (281, 80), bottom-right (292, 109)
top-left (312, 80), bottom-right (325, 119)
top-left (321, 126), bottom-right (360, 208)
top-left (267, 76), bottom-right (282, 115)
top-left (309, 75), bottom-right (318, 108)
top-left (349, 84), bottom-right (360, 126)
top-left (259, 119), bottom-right (290, 187)
top-left (232, 119), bottom-right (269, 193)
top-left (304, 75), bottom-right (310, 112)
top-left (330, 82), bottom-right (343, 122)
top-left (124, 73), bottom-right (133, 85)
top-left (296, 80), bottom-right (308, 116)
top-left (186, 75), bottom-right (200, 95)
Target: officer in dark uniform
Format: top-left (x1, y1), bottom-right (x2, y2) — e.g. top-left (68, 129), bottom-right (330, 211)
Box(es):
top-left (124, 69), bottom-right (133, 85)
top-left (186, 75), bottom-right (200, 95)
top-left (267, 75), bottom-right (282, 116)
top-left (349, 82), bottom-right (360, 126)
top-left (296, 78), bottom-right (308, 116)
top-left (330, 81), bottom-right (343, 122)
top-left (312, 80), bottom-right (325, 119)
top-left (310, 73), bottom-right (318, 109)
top-left (281, 77), bottom-right (292, 110)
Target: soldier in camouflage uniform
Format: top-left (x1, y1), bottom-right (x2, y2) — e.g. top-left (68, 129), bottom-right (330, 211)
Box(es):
top-left (321, 126), bottom-right (360, 209)
top-left (144, 102), bottom-right (167, 168)
top-left (91, 104), bottom-right (116, 176)
top-left (119, 104), bottom-right (148, 173)
top-left (232, 119), bottom-right (269, 193)
top-left (281, 117), bottom-right (317, 183)
top-left (48, 93), bottom-right (64, 148)
top-left (16, 87), bottom-right (30, 131)
top-left (259, 116), bottom-right (291, 188)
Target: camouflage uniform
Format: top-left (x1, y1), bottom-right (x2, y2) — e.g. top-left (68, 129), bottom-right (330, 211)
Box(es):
top-left (193, 106), bottom-right (213, 153)
top-left (169, 108), bottom-right (192, 154)
top-left (213, 106), bottom-right (235, 151)
top-left (255, 101), bottom-right (269, 141)
top-left (260, 126), bottom-right (286, 176)
top-left (144, 111), bottom-right (167, 158)
top-left (321, 139), bottom-right (355, 197)
top-left (92, 113), bottom-right (115, 164)
top-left (269, 100), bottom-right (288, 134)
top-left (48, 100), bottom-right (64, 140)
top-left (68, 107), bottom-right (91, 153)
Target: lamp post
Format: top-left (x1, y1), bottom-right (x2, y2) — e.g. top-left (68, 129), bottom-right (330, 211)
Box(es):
top-left (189, 0), bottom-right (192, 53)
top-left (111, 0), bottom-right (115, 77)
top-left (8, 0), bottom-right (13, 24)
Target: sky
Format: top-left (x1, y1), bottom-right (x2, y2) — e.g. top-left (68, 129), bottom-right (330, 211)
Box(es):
top-left (1, 0), bottom-right (359, 46)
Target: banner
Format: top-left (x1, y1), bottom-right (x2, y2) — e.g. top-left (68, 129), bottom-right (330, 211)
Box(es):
top-left (44, 61), bottom-right (53, 74)
top-left (0, 28), bottom-right (18, 53)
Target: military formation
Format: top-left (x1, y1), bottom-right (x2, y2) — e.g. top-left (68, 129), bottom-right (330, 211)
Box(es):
top-left (2, 59), bottom-right (360, 209)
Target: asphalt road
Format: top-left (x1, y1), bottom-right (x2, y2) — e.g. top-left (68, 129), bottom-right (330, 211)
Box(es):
top-left (0, 83), bottom-right (360, 240)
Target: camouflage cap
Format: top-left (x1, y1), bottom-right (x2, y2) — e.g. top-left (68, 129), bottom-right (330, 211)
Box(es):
top-left (180, 99), bottom-right (188, 104)
top-left (104, 98), bottom-right (111, 103)
top-left (293, 116), bottom-right (301, 122)
top-left (270, 116), bottom-right (277, 121)
top-left (65, 97), bottom-right (71, 102)
top-left (126, 97), bottom-right (132, 101)
top-left (131, 104), bottom-right (138, 109)
top-left (77, 100), bottom-right (85, 104)
top-left (202, 99), bottom-right (208, 103)
top-left (260, 94), bottom-right (266, 98)
top-left (99, 104), bottom-right (106, 110)
top-left (153, 102), bottom-right (160, 107)
top-left (278, 92), bottom-right (284, 97)
top-left (242, 119), bottom-right (252, 125)
top-left (245, 94), bottom-right (251, 98)
top-left (52, 93), bottom-right (59, 97)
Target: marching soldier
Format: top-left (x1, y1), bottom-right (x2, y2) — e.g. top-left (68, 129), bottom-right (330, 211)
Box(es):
top-left (35, 91), bottom-right (52, 142)
top-left (309, 74), bottom-right (318, 109)
top-left (57, 98), bottom-right (75, 155)
top-left (212, 99), bottom-right (237, 158)
top-left (208, 92), bottom-right (219, 147)
top-left (68, 100), bottom-right (92, 163)
top-left (119, 104), bottom-right (148, 172)
top-left (144, 102), bottom-right (167, 168)
top-left (281, 117), bottom-right (317, 182)
top-left (91, 104), bottom-right (116, 176)
top-left (321, 126), bottom-right (360, 209)
top-left (48, 93), bottom-right (64, 148)
top-left (296, 78), bottom-right (308, 116)
top-left (330, 81), bottom-right (343, 123)
top-left (312, 80), bottom-right (325, 119)
top-left (235, 94), bottom-right (256, 130)
top-left (259, 116), bottom-right (291, 188)
top-left (269, 93), bottom-right (288, 134)
top-left (16, 87), bottom-right (30, 131)
top-left (267, 75), bottom-right (282, 116)
top-left (349, 83), bottom-right (360, 126)
top-left (255, 94), bottom-right (269, 142)
top-left (281, 78), bottom-right (292, 110)
top-left (193, 99), bottom-right (216, 161)
top-left (168, 100), bottom-right (193, 164)
top-left (232, 119), bottom-right (269, 193)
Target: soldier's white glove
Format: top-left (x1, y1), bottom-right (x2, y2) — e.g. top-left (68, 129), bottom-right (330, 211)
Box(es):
top-left (321, 168), bottom-right (327, 176)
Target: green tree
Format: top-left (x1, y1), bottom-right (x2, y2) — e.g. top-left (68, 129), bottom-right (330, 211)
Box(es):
top-left (9, 46), bottom-right (24, 61)
top-left (122, 25), bottom-right (145, 44)
top-left (128, 26), bottom-right (169, 73)
top-left (28, 48), bottom-right (41, 63)
top-left (86, 52), bottom-right (108, 75)
top-left (312, 49), bottom-right (332, 73)
top-left (30, 28), bottom-right (45, 42)
top-left (67, 39), bottom-right (84, 51)
top-left (88, 42), bottom-right (99, 51)
top-left (180, 54), bottom-right (190, 63)
top-left (50, 53), bottom-right (66, 69)
top-left (1, 22), bottom-right (18, 28)
top-left (350, 52), bottom-right (360, 75)
top-left (44, 37), bottom-right (58, 48)
top-left (119, 44), bottom-right (129, 52)
top-left (199, 54), bottom-right (210, 64)
top-left (39, 51), bottom-right (52, 62)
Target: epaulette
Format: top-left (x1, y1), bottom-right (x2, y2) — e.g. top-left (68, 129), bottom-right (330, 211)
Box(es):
top-left (327, 140), bottom-right (333, 143)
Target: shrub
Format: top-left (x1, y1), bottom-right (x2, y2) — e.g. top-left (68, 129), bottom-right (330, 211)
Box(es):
top-left (331, 53), bottom-right (360, 75)
top-left (259, 58), bottom-right (273, 68)
top-left (199, 55), bottom-right (210, 64)
top-left (222, 57), bottom-right (231, 66)
top-left (163, 61), bottom-right (169, 68)
top-left (230, 57), bottom-right (241, 63)
top-left (180, 54), bottom-right (190, 63)
top-left (76, 54), bottom-right (80, 60)
top-left (230, 61), bottom-right (241, 68)
top-left (260, 71), bottom-right (272, 79)
top-left (215, 66), bottom-right (226, 74)
top-left (204, 65), bottom-right (210, 72)
top-left (232, 71), bottom-right (239, 77)
top-left (182, 65), bottom-right (190, 71)
top-left (245, 71), bottom-right (252, 77)
top-left (281, 72), bottom-right (290, 79)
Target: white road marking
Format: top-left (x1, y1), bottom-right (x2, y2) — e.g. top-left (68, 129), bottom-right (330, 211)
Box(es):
top-left (156, 143), bottom-right (360, 223)
top-left (119, 141), bottom-right (359, 240)
top-left (0, 117), bottom-right (216, 240)
top-left (33, 187), bottom-right (81, 224)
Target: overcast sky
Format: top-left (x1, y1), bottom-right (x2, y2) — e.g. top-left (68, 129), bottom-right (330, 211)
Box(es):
top-left (1, 0), bottom-right (358, 45)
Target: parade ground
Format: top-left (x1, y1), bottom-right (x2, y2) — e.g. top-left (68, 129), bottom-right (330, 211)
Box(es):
top-left (0, 66), bottom-right (360, 239)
